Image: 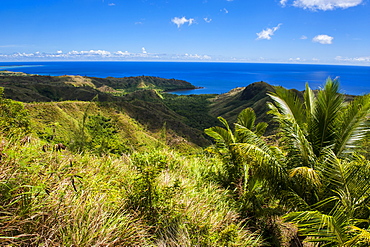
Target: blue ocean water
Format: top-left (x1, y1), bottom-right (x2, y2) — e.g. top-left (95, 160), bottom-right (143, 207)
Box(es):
top-left (0, 61), bottom-right (369, 95)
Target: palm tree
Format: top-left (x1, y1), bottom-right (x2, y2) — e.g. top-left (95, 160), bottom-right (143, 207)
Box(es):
top-left (206, 78), bottom-right (370, 245)
top-left (205, 107), bottom-right (268, 189)
top-left (284, 156), bottom-right (370, 246)
top-left (246, 78), bottom-right (370, 245)
top-left (266, 78), bottom-right (370, 204)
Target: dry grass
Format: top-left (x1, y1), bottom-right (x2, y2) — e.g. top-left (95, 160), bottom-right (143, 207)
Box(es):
top-left (0, 137), bottom-right (263, 246)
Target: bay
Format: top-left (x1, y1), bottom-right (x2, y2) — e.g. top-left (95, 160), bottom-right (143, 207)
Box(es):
top-left (0, 61), bottom-right (369, 95)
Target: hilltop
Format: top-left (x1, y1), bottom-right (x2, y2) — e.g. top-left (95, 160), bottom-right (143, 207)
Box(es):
top-left (0, 72), bottom-right (197, 102)
top-left (0, 72), bottom-right (281, 147)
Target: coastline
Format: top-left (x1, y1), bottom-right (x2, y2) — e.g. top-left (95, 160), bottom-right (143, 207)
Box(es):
top-left (0, 61), bottom-right (369, 95)
top-left (163, 86), bottom-right (205, 93)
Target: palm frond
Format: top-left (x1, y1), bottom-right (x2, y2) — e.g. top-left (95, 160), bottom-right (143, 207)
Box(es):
top-left (320, 154), bottom-right (370, 212)
top-left (235, 108), bottom-right (268, 138)
top-left (205, 116), bottom-right (235, 146)
top-left (204, 126), bottom-right (235, 146)
top-left (284, 210), bottom-right (348, 245)
top-left (269, 86), bottom-right (306, 127)
top-left (255, 122), bottom-right (268, 137)
top-left (334, 94), bottom-right (370, 156)
top-left (236, 107), bottom-right (256, 130)
top-left (218, 116), bottom-right (233, 133)
top-left (289, 166), bottom-right (321, 188)
top-left (280, 190), bottom-right (311, 210)
top-left (268, 102), bottom-right (315, 168)
top-left (345, 226), bottom-right (370, 246)
top-left (304, 83), bottom-right (316, 122)
top-left (234, 125), bottom-right (271, 154)
top-left (236, 141), bottom-right (288, 191)
top-left (309, 78), bottom-right (345, 156)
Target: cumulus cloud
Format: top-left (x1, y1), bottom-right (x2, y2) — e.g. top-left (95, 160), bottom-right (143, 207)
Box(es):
top-left (67, 50), bottom-right (112, 56)
top-left (289, 57), bottom-right (306, 62)
top-left (0, 50), bottom-right (214, 62)
top-left (115, 51), bottom-right (130, 56)
top-left (288, 0), bottom-right (363, 10)
top-left (171, 17), bottom-right (195, 28)
top-left (280, 0), bottom-right (288, 6)
top-left (184, 53), bottom-right (212, 60)
top-left (204, 18), bottom-right (212, 23)
top-left (256, 24), bottom-right (282, 40)
top-left (335, 55), bottom-right (370, 62)
top-left (312, 34), bottom-right (334, 44)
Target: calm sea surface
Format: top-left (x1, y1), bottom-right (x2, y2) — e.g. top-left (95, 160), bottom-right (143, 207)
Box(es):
top-left (0, 61), bottom-right (369, 95)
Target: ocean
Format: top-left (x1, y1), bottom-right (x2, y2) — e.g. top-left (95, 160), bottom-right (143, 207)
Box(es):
top-left (0, 61), bottom-right (369, 95)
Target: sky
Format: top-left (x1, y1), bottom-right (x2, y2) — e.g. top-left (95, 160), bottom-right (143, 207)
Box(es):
top-left (0, 0), bottom-right (369, 65)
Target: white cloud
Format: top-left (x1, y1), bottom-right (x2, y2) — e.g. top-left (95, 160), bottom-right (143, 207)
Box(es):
top-left (300, 35), bottom-right (308, 39)
top-left (0, 50), bottom-right (214, 62)
top-left (335, 55), bottom-right (370, 62)
top-left (171, 17), bottom-right (195, 28)
top-left (204, 18), bottom-right (212, 23)
top-left (312, 34), bottom-right (334, 44)
top-left (280, 0), bottom-right (288, 6)
top-left (108, 3), bottom-right (115, 6)
top-left (289, 57), bottom-right (306, 62)
top-left (256, 24), bottom-right (282, 40)
top-left (291, 0), bottom-right (363, 10)
top-left (68, 50), bottom-right (79, 55)
top-left (57, 50), bottom-right (63, 54)
top-left (70, 50), bottom-right (111, 56)
top-left (184, 53), bottom-right (212, 60)
top-left (115, 51), bottom-right (130, 56)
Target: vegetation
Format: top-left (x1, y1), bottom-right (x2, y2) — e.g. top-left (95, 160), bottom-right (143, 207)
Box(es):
top-left (0, 87), bottom-right (31, 137)
top-left (0, 76), bottom-right (369, 246)
top-left (0, 73), bottom-right (197, 102)
top-left (205, 78), bottom-right (370, 246)
top-left (163, 93), bottom-right (219, 132)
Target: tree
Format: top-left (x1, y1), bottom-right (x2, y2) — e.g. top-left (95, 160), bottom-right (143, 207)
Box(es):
top-left (206, 79), bottom-right (370, 245)
top-left (284, 156), bottom-right (370, 246)
top-left (266, 78), bottom-right (370, 205)
top-left (205, 107), bottom-right (267, 188)
top-left (244, 79), bottom-right (370, 245)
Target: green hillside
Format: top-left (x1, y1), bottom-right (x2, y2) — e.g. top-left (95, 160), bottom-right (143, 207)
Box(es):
top-left (209, 82), bottom-right (277, 132)
top-left (1, 75), bottom-right (369, 246)
top-left (0, 72), bottom-right (197, 102)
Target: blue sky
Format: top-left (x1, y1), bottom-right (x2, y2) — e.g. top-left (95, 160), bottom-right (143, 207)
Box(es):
top-left (0, 0), bottom-right (369, 65)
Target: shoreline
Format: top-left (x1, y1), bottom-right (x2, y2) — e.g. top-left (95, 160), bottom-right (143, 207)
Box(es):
top-left (1, 62), bottom-right (369, 95)
top-left (163, 86), bottom-right (204, 93)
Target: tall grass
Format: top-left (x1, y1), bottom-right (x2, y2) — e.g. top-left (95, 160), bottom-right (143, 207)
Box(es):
top-left (0, 136), bottom-right (263, 246)
top-left (0, 91), bottom-right (263, 245)
top-left (0, 137), bottom-right (151, 246)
